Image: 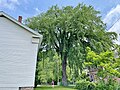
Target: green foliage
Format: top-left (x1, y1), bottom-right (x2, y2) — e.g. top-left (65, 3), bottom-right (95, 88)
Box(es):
top-left (75, 79), bottom-right (120, 90)
top-left (37, 57), bottom-right (54, 83)
top-left (79, 72), bottom-right (90, 81)
top-left (85, 47), bottom-right (120, 78)
top-left (37, 53), bottom-right (61, 84)
top-left (96, 79), bottom-right (120, 90)
top-left (114, 44), bottom-right (120, 58)
top-left (25, 3), bottom-right (117, 85)
top-left (76, 80), bottom-right (96, 90)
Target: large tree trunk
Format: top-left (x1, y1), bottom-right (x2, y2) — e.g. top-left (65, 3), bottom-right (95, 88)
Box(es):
top-left (62, 54), bottom-right (67, 86)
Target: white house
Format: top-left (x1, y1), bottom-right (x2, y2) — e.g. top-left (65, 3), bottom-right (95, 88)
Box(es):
top-left (0, 11), bottom-right (42, 90)
top-left (108, 18), bottom-right (120, 58)
top-left (108, 19), bottom-right (120, 45)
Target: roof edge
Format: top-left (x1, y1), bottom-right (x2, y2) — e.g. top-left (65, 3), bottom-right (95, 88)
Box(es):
top-left (0, 11), bottom-right (42, 38)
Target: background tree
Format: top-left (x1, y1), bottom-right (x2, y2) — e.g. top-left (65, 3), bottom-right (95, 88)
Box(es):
top-left (25, 4), bottom-right (117, 86)
top-left (37, 53), bottom-right (61, 84)
top-left (85, 47), bottom-right (120, 81)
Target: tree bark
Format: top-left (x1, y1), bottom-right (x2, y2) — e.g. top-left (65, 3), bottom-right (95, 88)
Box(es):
top-left (62, 54), bottom-right (67, 86)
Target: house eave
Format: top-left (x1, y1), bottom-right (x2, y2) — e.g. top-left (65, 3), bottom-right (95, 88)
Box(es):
top-left (0, 11), bottom-right (42, 39)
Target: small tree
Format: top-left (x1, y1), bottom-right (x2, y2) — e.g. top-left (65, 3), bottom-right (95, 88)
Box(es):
top-left (85, 47), bottom-right (120, 81)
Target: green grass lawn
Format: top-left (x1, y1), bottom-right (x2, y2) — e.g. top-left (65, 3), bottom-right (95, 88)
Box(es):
top-left (34, 85), bottom-right (77, 90)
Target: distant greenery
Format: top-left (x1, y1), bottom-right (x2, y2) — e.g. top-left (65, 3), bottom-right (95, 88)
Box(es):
top-left (36, 53), bottom-right (62, 85)
top-left (35, 53), bottom-right (73, 85)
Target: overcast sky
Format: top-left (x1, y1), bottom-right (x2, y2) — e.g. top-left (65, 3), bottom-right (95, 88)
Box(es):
top-left (0, 0), bottom-right (120, 43)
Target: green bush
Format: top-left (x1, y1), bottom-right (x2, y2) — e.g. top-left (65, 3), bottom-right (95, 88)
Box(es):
top-left (96, 79), bottom-right (120, 90)
top-left (76, 78), bottom-right (120, 90)
top-left (75, 80), bottom-right (96, 90)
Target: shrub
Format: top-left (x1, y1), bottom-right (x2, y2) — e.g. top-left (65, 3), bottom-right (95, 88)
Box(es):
top-left (75, 80), bottom-right (96, 90)
top-left (96, 79), bottom-right (120, 90)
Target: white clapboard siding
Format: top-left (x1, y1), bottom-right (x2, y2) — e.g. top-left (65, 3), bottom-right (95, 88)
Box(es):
top-left (0, 16), bottom-right (38, 87)
top-left (0, 87), bottom-right (19, 90)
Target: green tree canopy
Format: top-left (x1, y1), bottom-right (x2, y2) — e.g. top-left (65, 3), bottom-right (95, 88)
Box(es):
top-left (25, 4), bottom-right (117, 86)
